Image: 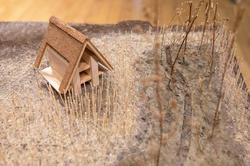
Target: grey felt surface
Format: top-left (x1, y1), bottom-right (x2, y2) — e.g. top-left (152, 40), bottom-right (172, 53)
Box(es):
top-left (0, 21), bottom-right (249, 165)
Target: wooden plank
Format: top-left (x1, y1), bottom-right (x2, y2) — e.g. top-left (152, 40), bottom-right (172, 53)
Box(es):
top-left (90, 56), bottom-right (99, 86)
top-left (34, 32), bottom-right (48, 68)
top-left (72, 68), bottom-right (81, 95)
top-left (82, 49), bottom-right (91, 63)
top-left (46, 45), bottom-right (69, 77)
top-left (39, 45), bottom-right (70, 94)
top-left (46, 23), bottom-right (83, 63)
top-left (40, 67), bottom-right (62, 92)
top-left (84, 69), bottom-right (90, 75)
top-left (49, 16), bottom-right (87, 44)
top-left (59, 42), bottom-right (87, 93)
top-left (80, 71), bottom-right (103, 84)
top-left (80, 72), bottom-right (91, 84)
top-left (78, 62), bottom-right (90, 72)
top-left (40, 67), bottom-right (103, 91)
top-left (98, 62), bottom-right (108, 72)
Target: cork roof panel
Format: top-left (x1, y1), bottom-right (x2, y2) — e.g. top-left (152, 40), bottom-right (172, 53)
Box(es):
top-left (49, 16), bottom-right (87, 44)
top-left (46, 23), bottom-right (83, 63)
top-left (48, 16), bottom-right (113, 71)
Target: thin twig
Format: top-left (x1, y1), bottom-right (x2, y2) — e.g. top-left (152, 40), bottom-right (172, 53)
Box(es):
top-left (210, 36), bottom-right (233, 138)
top-left (208, 3), bottom-right (217, 87)
top-left (210, 6), bottom-right (245, 138)
top-left (154, 32), bottom-right (164, 166)
top-left (168, 15), bottom-right (198, 86)
top-left (199, 0), bottom-right (211, 51)
top-left (183, 2), bottom-right (193, 63)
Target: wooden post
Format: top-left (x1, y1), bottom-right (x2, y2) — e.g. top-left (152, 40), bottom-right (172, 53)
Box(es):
top-left (90, 56), bottom-right (99, 86)
top-left (72, 68), bottom-right (82, 95)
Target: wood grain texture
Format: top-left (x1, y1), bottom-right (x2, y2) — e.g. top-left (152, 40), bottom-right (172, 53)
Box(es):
top-left (40, 67), bottom-right (62, 92)
top-left (50, 16), bottom-right (87, 43)
top-left (60, 43), bottom-right (86, 93)
top-left (90, 56), bottom-right (99, 87)
top-left (72, 68), bottom-right (81, 95)
top-left (34, 29), bottom-right (48, 68)
top-left (47, 45), bottom-right (68, 73)
top-left (46, 23), bottom-right (83, 63)
top-left (78, 62), bottom-right (90, 72)
top-left (80, 72), bottom-right (91, 84)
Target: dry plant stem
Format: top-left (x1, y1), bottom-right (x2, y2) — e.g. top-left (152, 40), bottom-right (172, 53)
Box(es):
top-left (211, 5), bottom-right (245, 137)
top-left (208, 3), bottom-right (217, 87)
top-left (160, 26), bottom-right (167, 62)
top-left (154, 27), bottom-right (164, 166)
top-left (199, 0), bottom-right (211, 51)
top-left (168, 15), bottom-right (197, 86)
top-left (210, 37), bottom-right (234, 138)
top-left (151, 1), bottom-right (164, 165)
top-left (183, 2), bottom-right (192, 60)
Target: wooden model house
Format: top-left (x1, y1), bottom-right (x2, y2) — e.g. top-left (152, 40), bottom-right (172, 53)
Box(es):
top-left (34, 16), bottom-right (113, 95)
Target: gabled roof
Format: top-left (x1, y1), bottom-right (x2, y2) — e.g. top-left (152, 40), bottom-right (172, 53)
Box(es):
top-left (34, 16), bottom-right (113, 93)
top-left (48, 16), bottom-right (113, 71)
top-left (49, 16), bottom-right (87, 44)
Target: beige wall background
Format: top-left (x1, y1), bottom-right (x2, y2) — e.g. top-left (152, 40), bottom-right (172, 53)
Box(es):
top-left (0, 0), bottom-right (249, 87)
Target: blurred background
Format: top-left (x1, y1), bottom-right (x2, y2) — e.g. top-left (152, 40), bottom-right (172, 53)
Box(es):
top-left (0, 0), bottom-right (249, 85)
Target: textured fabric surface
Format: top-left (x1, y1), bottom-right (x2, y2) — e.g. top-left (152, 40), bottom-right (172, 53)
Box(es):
top-left (0, 21), bottom-right (249, 166)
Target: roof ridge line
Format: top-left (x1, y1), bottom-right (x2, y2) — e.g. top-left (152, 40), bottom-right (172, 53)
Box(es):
top-left (49, 16), bottom-right (87, 44)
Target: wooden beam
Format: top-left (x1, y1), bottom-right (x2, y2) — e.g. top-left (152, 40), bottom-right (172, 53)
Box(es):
top-left (60, 42), bottom-right (87, 93)
top-left (40, 67), bottom-right (62, 92)
top-left (80, 72), bottom-right (91, 84)
top-left (78, 61), bottom-right (90, 72)
top-left (90, 56), bottom-right (99, 86)
top-left (40, 45), bottom-right (70, 94)
top-left (47, 45), bottom-right (69, 77)
top-left (34, 32), bottom-right (48, 68)
top-left (72, 68), bottom-right (82, 95)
